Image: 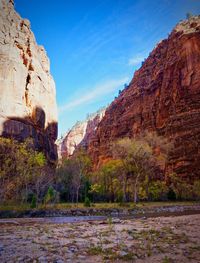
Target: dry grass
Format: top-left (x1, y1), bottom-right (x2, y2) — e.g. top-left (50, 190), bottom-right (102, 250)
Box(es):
top-left (0, 201), bottom-right (198, 212)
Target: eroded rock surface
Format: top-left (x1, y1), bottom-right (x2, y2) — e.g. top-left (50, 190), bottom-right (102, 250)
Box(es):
top-left (0, 0), bottom-right (58, 162)
top-left (88, 16), bottom-right (200, 178)
top-left (58, 108), bottom-right (106, 158)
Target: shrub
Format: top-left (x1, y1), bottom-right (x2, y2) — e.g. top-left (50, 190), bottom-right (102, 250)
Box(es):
top-left (168, 173), bottom-right (194, 200)
top-left (149, 181), bottom-right (168, 201)
top-left (138, 186), bottom-right (148, 201)
top-left (84, 196), bottom-right (91, 207)
top-left (186, 12), bottom-right (193, 20)
top-left (167, 188), bottom-right (176, 201)
top-left (118, 202), bottom-right (130, 207)
top-left (44, 186), bottom-right (56, 204)
top-left (193, 180), bottom-right (200, 200)
top-left (30, 194), bottom-right (37, 208)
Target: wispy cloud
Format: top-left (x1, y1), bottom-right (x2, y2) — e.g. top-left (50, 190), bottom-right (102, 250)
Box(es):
top-left (128, 56), bottom-right (144, 66)
top-left (59, 77), bottom-right (129, 114)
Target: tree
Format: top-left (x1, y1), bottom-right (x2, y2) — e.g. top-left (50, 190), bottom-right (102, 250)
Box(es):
top-left (186, 12), bottom-right (193, 20)
top-left (148, 181), bottom-right (168, 201)
top-left (124, 83), bottom-right (128, 89)
top-left (193, 180), bottom-right (200, 200)
top-left (56, 158), bottom-right (74, 202)
top-left (112, 133), bottom-right (172, 203)
top-left (92, 159), bottom-right (123, 202)
top-left (44, 186), bottom-right (58, 205)
top-left (0, 137), bottom-right (47, 204)
top-left (72, 149), bottom-right (91, 203)
top-left (56, 149), bottom-right (91, 203)
top-left (167, 173), bottom-right (193, 200)
top-left (113, 138), bottom-right (152, 202)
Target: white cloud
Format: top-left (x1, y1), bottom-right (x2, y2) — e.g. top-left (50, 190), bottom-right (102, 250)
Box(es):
top-left (59, 77), bottom-right (129, 114)
top-left (128, 56), bottom-right (144, 66)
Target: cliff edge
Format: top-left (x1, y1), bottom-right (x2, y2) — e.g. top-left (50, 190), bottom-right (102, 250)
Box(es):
top-left (88, 16), bottom-right (200, 178)
top-left (0, 0), bottom-right (58, 163)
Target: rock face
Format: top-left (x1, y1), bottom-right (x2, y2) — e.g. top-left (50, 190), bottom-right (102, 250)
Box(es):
top-left (88, 16), bottom-right (200, 179)
top-left (58, 108), bottom-right (106, 158)
top-left (0, 0), bottom-right (58, 163)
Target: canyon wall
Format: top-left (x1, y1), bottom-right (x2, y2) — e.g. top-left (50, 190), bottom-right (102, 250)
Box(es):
top-left (88, 16), bottom-right (200, 179)
top-left (0, 0), bottom-right (58, 163)
top-left (58, 108), bottom-right (106, 159)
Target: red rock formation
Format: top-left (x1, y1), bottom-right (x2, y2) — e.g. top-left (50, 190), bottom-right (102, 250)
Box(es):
top-left (88, 16), bottom-right (200, 179)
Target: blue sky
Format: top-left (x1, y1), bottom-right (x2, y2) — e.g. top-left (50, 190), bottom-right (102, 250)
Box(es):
top-left (15, 0), bottom-right (200, 137)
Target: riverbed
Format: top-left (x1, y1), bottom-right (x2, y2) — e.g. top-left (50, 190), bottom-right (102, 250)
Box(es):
top-left (0, 213), bottom-right (200, 262)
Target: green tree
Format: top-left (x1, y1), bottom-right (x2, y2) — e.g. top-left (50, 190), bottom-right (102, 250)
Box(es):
top-left (112, 133), bottom-right (171, 203)
top-left (113, 137), bottom-right (152, 202)
top-left (56, 158), bottom-right (74, 202)
top-left (30, 194), bottom-right (37, 208)
top-left (56, 149), bottom-right (91, 203)
top-left (44, 186), bottom-right (57, 204)
top-left (0, 137), bottom-right (46, 203)
top-left (148, 181), bottom-right (168, 201)
top-left (186, 12), bottom-right (193, 20)
top-left (168, 173), bottom-right (193, 200)
top-left (193, 180), bottom-right (200, 200)
top-left (84, 196), bottom-right (91, 207)
top-left (94, 159), bottom-right (123, 202)
top-left (72, 149), bottom-right (91, 203)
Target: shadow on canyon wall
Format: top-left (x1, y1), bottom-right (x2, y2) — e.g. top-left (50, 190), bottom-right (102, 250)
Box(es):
top-left (1, 107), bottom-right (58, 164)
top-left (79, 114), bottom-right (102, 149)
top-left (60, 113), bottom-right (104, 159)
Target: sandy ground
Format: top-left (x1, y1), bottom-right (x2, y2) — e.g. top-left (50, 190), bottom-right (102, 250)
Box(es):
top-left (0, 214), bottom-right (200, 263)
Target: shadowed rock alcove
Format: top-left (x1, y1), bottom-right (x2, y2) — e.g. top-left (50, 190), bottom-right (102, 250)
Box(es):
top-left (2, 107), bottom-right (58, 164)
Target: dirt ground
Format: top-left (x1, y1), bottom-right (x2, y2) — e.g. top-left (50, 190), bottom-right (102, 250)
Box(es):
top-left (0, 214), bottom-right (200, 262)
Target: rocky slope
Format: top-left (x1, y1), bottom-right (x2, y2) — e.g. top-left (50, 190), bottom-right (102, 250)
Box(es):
top-left (58, 108), bottom-right (106, 158)
top-left (0, 0), bottom-right (58, 163)
top-left (88, 16), bottom-right (200, 178)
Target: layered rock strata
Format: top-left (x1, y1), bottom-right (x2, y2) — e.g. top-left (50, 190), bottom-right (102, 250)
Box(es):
top-left (0, 0), bottom-right (58, 163)
top-left (88, 16), bottom-right (200, 178)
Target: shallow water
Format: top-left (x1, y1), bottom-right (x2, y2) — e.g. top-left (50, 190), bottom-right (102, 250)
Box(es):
top-left (0, 215), bottom-right (107, 225)
top-left (0, 206), bottom-right (200, 225)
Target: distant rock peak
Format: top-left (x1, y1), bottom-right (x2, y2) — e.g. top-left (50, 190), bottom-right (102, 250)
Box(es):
top-left (57, 107), bottom-right (107, 159)
top-left (173, 15), bottom-right (200, 35)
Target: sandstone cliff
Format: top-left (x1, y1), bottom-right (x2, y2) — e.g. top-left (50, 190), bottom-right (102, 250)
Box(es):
top-left (58, 108), bottom-right (106, 159)
top-left (0, 0), bottom-right (58, 163)
top-left (88, 16), bottom-right (200, 179)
